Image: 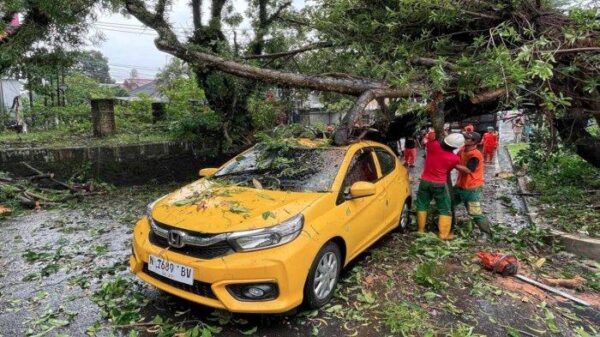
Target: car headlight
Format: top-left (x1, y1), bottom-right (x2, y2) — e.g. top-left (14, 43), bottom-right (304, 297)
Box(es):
top-left (227, 214), bottom-right (304, 252)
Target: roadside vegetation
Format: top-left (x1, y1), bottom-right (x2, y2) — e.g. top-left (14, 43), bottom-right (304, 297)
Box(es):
top-left (512, 141), bottom-right (600, 237)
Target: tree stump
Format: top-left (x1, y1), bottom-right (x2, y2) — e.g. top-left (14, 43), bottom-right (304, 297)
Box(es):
top-left (91, 99), bottom-right (116, 137)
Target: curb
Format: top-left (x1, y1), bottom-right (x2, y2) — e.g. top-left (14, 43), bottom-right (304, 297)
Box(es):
top-left (504, 145), bottom-right (600, 261)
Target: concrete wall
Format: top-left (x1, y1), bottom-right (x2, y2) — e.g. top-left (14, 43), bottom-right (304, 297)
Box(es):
top-left (0, 141), bottom-right (228, 185)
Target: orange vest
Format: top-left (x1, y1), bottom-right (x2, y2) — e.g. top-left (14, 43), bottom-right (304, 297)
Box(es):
top-left (456, 148), bottom-right (484, 189)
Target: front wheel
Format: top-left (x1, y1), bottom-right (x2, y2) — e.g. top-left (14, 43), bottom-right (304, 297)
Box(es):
top-left (303, 242), bottom-right (342, 309)
top-left (395, 200), bottom-right (411, 233)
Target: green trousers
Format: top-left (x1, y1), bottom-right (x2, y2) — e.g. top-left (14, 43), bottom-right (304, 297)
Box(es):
top-left (415, 180), bottom-right (452, 215)
top-left (452, 187), bottom-right (488, 224)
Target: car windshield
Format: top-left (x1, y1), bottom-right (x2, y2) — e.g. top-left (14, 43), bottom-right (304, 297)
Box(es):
top-left (212, 144), bottom-right (346, 192)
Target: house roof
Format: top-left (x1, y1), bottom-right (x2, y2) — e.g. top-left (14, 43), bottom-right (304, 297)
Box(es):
top-left (116, 79), bottom-right (168, 103)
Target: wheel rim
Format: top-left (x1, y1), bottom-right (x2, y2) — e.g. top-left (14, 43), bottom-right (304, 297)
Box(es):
top-left (399, 203), bottom-right (409, 229)
top-left (313, 252), bottom-right (339, 300)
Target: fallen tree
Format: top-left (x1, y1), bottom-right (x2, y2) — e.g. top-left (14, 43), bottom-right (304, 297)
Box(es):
top-left (124, 1), bottom-right (598, 166)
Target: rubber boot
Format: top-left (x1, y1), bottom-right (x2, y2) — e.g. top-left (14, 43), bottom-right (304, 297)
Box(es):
top-left (475, 218), bottom-right (493, 241)
top-left (417, 211), bottom-right (427, 233)
top-left (438, 215), bottom-right (454, 240)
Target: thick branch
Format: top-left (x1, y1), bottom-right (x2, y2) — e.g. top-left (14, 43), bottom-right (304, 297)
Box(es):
top-left (155, 0), bottom-right (168, 19)
top-left (243, 42), bottom-right (333, 60)
top-left (125, 0), bottom-right (421, 98)
top-left (470, 88), bottom-right (508, 104)
top-left (412, 57), bottom-right (457, 70)
top-left (265, 1), bottom-right (292, 26)
top-left (333, 90), bottom-right (379, 145)
top-left (191, 0), bottom-right (202, 28)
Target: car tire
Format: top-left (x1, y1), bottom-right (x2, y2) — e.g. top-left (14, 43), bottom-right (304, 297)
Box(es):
top-left (395, 200), bottom-right (411, 233)
top-left (303, 242), bottom-right (342, 309)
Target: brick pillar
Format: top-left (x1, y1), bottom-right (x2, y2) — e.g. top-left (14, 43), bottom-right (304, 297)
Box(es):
top-left (91, 99), bottom-right (116, 137)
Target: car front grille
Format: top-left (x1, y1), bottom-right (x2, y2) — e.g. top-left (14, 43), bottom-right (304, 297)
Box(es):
top-left (142, 264), bottom-right (217, 299)
top-left (148, 220), bottom-right (234, 259)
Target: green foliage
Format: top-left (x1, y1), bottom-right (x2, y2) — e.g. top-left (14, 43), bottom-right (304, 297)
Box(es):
top-left (92, 277), bottom-right (148, 325)
top-left (159, 73), bottom-right (206, 119)
top-left (383, 301), bottom-right (433, 336)
top-left (246, 93), bottom-right (284, 130)
top-left (414, 261), bottom-right (447, 290)
top-left (514, 140), bottom-right (600, 236)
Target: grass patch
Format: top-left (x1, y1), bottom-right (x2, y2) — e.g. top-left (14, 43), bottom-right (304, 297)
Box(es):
top-left (505, 143), bottom-right (529, 159)
top-left (0, 124), bottom-right (176, 149)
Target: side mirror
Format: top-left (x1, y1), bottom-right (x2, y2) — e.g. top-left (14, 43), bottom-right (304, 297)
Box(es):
top-left (347, 181), bottom-right (376, 200)
top-left (199, 168), bottom-right (218, 177)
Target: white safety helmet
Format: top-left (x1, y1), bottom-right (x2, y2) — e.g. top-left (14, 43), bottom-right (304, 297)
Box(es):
top-left (443, 133), bottom-right (465, 149)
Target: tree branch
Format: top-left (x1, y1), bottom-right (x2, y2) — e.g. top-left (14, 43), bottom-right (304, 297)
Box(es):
top-left (125, 0), bottom-right (422, 98)
top-left (551, 47), bottom-right (600, 54)
top-left (191, 0), bottom-right (202, 28)
top-left (470, 88), bottom-right (508, 104)
top-left (155, 0), bottom-right (168, 19)
top-left (243, 42), bottom-right (333, 60)
top-left (333, 90), bottom-right (379, 145)
top-left (411, 57), bottom-right (457, 70)
top-left (265, 1), bottom-right (292, 26)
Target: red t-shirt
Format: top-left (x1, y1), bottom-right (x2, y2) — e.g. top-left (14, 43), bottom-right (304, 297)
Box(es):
top-left (482, 132), bottom-right (498, 149)
top-left (421, 140), bottom-right (459, 184)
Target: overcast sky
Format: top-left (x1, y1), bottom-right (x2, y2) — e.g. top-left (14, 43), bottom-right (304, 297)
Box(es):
top-left (90, 0), bottom-right (305, 82)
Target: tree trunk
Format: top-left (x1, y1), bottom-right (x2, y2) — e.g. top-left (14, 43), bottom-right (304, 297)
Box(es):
top-left (554, 117), bottom-right (600, 168)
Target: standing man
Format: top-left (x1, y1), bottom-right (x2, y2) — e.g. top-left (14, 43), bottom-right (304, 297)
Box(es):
top-left (454, 132), bottom-right (493, 239)
top-left (481, 126), bottom-right (498, 164)
top-left (416, 132), bottom-right (465, 240)
top-left (512, 116), bottom-right (525, 143)
top-left (403, 136), bottom-right (417, 167)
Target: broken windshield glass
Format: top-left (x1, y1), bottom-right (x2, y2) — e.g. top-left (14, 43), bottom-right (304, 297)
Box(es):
top-left (213, 144), bottom-right (346, 192)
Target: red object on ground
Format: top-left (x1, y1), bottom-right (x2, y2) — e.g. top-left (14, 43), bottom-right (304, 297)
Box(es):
top-left (476, 252), bottom-right (519, 276)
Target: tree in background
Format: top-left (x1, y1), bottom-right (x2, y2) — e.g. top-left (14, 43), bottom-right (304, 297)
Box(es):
top-left (73, 50), bottom-right (114, 84)
top-left (0, 0), bottom-right (119, 75)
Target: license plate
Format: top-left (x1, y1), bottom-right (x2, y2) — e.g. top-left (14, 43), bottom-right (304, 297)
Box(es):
top-left (148, 255), bottom-right (194, 285)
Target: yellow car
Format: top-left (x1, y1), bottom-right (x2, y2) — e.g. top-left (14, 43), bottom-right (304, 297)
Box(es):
top-left (130, 139), bottom-right (411, 313)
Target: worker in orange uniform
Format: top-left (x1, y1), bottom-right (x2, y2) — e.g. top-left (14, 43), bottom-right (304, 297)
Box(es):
top-left (481, 126), bottom-right (498, 164)
top-left (415, 132), bottom-right (465, 240)
top-left (454, 132), bottom-right (493, 239)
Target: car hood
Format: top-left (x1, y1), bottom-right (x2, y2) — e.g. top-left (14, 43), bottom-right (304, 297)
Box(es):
top-left (150, 179), bottom-right (327, 233)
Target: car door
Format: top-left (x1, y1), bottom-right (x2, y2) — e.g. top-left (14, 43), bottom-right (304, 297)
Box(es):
top-left (374, 148), bottom-right (404, 230)
top-left (335, 148), bottom-right (385, 260)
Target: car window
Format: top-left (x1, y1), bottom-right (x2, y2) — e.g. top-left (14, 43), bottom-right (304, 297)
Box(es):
top-left (213, 144), bottom-right (346, 192)
top-left (375, 149), bottom-right (396, 177)
top-left (341, 149), bottom-right (378, 194)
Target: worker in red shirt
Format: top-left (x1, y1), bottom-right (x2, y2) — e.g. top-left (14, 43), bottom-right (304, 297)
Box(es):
top-left (403, 136), bottom-right (417, 167)
top-left (415, 132), bottom-right (465, 240)
top-left (481, 126), bottom-right (498, 164)
top-left (453, 132), bottom-right (493, 239)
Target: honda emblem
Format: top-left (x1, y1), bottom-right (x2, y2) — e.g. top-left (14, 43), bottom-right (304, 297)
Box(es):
top-left (168, 230), bottom-right (186, 248)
